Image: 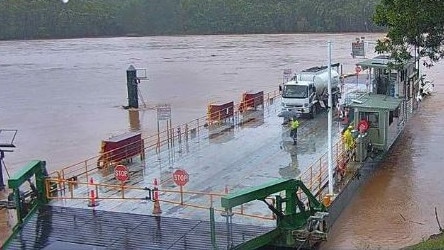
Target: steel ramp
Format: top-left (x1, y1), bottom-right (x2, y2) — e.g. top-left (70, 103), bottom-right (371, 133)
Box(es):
top-left (5, 205), bottom-right (273, 250)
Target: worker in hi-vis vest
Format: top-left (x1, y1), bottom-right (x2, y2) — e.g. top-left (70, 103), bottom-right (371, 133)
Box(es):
top-left (343, 125), bottom-right (355, 159)
top-left (290, 117), bottom-right (300, 145)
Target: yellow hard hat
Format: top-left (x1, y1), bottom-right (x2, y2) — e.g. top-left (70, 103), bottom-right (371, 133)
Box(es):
top-left (348, 125), bottom-right (353, 129)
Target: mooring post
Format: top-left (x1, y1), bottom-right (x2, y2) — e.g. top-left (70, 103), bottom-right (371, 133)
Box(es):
top-left (126, 65), bottom-right (139, 109)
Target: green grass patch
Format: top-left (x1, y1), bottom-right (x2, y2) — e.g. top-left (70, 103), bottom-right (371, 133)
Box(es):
top-left (405, 232), bottom-right (444, 250)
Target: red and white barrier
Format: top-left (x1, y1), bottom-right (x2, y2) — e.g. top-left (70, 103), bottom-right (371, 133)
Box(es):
top-left (152, 178), bottom-right (162, 214)
top-left (88, 177), bottom-right (98, 207)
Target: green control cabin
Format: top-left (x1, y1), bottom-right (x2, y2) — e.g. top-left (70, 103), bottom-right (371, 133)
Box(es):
top-left (347, 55), bottom-right (420, 161)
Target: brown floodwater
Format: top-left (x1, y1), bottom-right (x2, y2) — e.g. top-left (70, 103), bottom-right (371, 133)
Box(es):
top-left (1, 33), bottom-right (443, 248)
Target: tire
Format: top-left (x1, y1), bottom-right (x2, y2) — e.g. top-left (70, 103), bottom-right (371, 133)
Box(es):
top-left (309, 105), bottom-right (316, 119)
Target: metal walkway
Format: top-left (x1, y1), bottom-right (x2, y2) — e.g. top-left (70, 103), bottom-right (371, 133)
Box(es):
top-left (6, 205), bottom-right (272, 250)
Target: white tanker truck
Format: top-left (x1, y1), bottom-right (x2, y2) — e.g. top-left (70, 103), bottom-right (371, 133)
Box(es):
top-left (280, 63), bottom-right (340, 118)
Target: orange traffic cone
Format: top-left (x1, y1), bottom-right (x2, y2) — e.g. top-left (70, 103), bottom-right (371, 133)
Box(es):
top-left (152, 178), bottom-right (162, 215)
top-left (152, 200), bottom-right (162, 215)
top-left (88, 177), bottom-right (98, 207)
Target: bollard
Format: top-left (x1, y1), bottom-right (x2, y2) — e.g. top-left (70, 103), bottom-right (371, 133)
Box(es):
top-left (88, 177), bottom-right (98, 207)
top-left (152, 178), bottom-right (162, 215)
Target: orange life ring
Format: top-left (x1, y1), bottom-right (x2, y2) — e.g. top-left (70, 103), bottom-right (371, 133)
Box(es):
top-left (358, 119), bottom-right (369, 133)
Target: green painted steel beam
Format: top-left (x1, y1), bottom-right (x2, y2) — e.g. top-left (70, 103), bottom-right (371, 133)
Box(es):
top-left (8, 160), bottom-right (45, 189)
top-left (6, 160), bottom-right (49, 232)
top-left (221, 178), bottom-right (296, 209)
top-left (220, 178), bottom-right (327, 248)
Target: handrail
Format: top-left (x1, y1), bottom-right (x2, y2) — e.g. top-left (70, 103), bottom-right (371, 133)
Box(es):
top-left (45, 177), bottom-right (276, 221)
top-left (49, 89), bottom-right (281, 182)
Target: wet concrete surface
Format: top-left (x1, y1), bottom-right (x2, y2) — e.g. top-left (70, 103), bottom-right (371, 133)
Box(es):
top-left (50, 99), bottom-right (344, 227)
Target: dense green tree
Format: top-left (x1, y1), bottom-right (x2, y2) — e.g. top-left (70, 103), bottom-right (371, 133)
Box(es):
top-left (374, 0), bottom-right (444, 67)
top-left (0, 0), bottom-right (383, 41)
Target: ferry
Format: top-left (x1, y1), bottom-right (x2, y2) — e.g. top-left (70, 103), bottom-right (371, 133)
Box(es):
top-left (0, 54), bottom-right (429, 249)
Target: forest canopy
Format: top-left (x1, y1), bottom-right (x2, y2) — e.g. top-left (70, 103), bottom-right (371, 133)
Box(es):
top-left (0, 0), bottom-right (383, 40)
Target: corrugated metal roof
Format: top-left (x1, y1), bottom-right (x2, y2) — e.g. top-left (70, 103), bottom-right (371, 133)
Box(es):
top-left (356, 55), bottom-right (416, 70)
top-left (348, 93), bottom-right (402, 110)
top-left (357, 55), bottom-right (392, 69)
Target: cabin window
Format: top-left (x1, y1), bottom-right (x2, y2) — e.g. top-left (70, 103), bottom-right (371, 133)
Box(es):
top-left (359, 111), bottom-right (379, 128)
top-left (283, 85), bottom-right (308, 98)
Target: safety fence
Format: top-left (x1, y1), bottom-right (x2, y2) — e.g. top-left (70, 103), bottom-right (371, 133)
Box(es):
top-left (46, 139), bottom-right (349, 223)
top-left (206, 90), bottom-right (273, 125)
top-left (45, 89), bottom-right (281, 219)
top-left (294, 138), bottom-right (348, 206)
top-left (49, 89), bottom-right (280, 182)
top-left (45, 87), bottom-right (351, 223)
top-left (45, 177), bottom-right (277, 221)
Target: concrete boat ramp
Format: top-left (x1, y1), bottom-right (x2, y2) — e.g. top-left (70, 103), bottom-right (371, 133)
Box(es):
top-left (50, 99), bottom-right (343, 223)
top-left (5, 86), bottom-right (356, 249)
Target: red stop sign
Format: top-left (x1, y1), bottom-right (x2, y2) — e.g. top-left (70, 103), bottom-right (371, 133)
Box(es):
top-left (114, 165), bottom-right (129, 182)
top-left (355, 66), bottom-right (362, 74)
top-left (173, 169), bottom-right (189, 186)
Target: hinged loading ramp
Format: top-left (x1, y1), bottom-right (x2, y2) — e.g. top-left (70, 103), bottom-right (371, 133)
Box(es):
top-left (221, 178), bottom-right (328, 250)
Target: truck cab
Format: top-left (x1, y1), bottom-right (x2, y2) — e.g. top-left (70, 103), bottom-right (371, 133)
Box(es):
top-left (281, 64), bottom-right (340, 118)
top-left (281, 80), bottom-right (317, 117)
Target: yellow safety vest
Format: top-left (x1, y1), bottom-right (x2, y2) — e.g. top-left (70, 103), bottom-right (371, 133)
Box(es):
top-left (343, 129), bottom-right (354, 150)
top-left (291, 120), bottom-right (299, 129)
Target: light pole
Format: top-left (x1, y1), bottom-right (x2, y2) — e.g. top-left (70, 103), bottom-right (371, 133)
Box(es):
top-left (327, 42), bottom-right (334, 195)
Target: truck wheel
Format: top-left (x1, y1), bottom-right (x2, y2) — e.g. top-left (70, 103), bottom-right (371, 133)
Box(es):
top-left (309, 106), bottom-right (316, 119)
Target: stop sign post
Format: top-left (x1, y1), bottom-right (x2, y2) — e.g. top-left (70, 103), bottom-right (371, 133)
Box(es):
top-left (173, 169), bottom-right (189, 205)
top-left (115, 164), bottom-right (129, 182)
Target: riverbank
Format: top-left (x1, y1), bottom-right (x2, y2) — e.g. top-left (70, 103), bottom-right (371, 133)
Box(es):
top-left (405, 232), bottom-right (444, 249)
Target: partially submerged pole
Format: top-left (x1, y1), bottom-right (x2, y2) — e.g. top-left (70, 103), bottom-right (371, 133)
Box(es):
top-left (126, 65), bottom-right (139, 109)
top-left (327, 41), bottom-right (334, 195)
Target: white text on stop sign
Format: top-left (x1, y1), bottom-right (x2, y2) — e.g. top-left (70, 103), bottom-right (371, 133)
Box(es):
top-left (115, 169), bottom-right (128, 177)
top-left (174, 174), bottom-right (188, 182)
